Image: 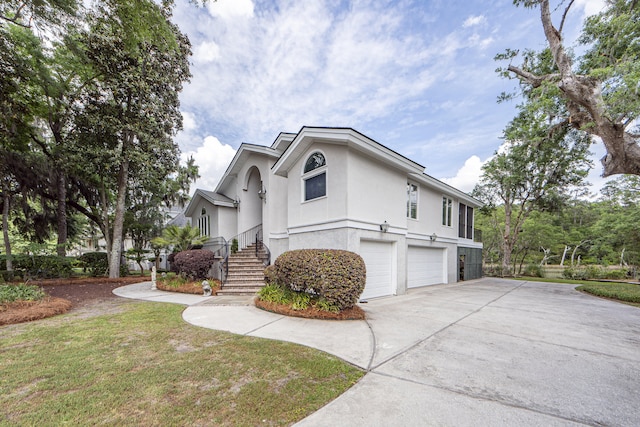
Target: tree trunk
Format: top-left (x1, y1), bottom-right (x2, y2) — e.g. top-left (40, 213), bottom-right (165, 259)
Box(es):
top-left (2, 183), bottom-right (12, 272)
top-left (56, 173), bottom-right (67, 257)
top-left (538, 0), bottom-right (640, 177)
top-left (502, 203), bottom-right (513, 276)
top-left (109, 151), bottom-right (130, 279)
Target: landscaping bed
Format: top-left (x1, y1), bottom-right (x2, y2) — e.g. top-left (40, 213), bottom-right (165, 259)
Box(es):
top-left (255, 298), bottom-right (365, 320)
top-left (156, 275), bottom-right (221, 295)
top-left (1, 276), bottom-right (151, 325)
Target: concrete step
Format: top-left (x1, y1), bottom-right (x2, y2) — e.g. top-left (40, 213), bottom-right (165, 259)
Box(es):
top-left (226, 277), bottom-right (265, 284)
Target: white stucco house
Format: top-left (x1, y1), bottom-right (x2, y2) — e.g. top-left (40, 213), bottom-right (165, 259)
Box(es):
top-left (184, 127), bottom-right (482, 300)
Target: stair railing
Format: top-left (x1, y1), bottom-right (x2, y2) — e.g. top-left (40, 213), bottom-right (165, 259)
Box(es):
top-left (204, 237), bottom-right (229, 283)
top-left (255, 228), bottom-right (271, 267)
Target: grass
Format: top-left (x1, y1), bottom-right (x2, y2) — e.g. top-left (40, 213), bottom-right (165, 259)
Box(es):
top-left (513, 276), bottom-right (640, 307)
top-left (0, 302), bottom-right (364, 426)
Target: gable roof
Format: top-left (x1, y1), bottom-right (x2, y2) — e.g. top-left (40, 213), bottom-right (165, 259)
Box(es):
top-left (271, 127), bottom-right (425, 177)
top-left (184, 189), bottom-right (235, 217)
top-left (214, 143), bottom-right (280, 194)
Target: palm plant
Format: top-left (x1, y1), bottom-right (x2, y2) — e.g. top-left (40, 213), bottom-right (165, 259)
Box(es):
top-left (151, 224), bottom-right (208, 253)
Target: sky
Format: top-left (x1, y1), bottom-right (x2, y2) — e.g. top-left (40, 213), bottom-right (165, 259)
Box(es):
top-left (170, 0), bottom-right (609, 195)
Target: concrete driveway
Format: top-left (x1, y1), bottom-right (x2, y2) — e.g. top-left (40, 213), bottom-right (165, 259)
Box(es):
top-left (295, 278), bottom-right (640, 426)
top-left (117, 278), bottom-right (640, 426)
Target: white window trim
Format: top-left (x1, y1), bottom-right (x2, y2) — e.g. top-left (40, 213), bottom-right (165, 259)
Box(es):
top-left (301, 150), bottom-right (328, 203)
top-left (442, 196), bottom-right (453, 227)
top-left (407, 182), bottom-right (419, 220)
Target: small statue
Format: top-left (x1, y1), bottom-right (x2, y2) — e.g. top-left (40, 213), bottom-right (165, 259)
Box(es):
top-left (202, 280), bottom-right (212, 296)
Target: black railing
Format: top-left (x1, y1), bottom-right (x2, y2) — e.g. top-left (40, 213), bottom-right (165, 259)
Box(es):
top-left (232, 224), bottom-right (263, 252)
top-left (203, 237), bottom-right (229, 282)
top-left (221, 224), bottom-right (271, 285)
top-left (255, 228), bottom-right (271, 267)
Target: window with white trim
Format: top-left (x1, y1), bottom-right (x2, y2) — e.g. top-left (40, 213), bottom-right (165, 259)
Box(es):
top-left (407, 183), bottom-right (418, 219)
top-left (303, 152), bottom-right (326, 201)
top-left (442, 196), bottom-right (452, 226)
top-left (459, 203), bottom-right (474, 239)
top-left (198, 207), bottom-right (210, 237)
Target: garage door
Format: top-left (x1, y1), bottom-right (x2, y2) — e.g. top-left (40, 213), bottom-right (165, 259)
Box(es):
top-left (359, 240), bottom-right (394, 300)
top-left (407, 246), bottom-right (445, 288)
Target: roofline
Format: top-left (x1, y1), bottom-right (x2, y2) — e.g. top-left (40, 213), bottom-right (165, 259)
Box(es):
top-left (272, 126), bottom-right (425, 176)
top-left (184, 189), bottom-right (234, 217)
top-left (410, 172), bottom-right (483, 207)
top-left (214, 143), bottom-right (279, 193)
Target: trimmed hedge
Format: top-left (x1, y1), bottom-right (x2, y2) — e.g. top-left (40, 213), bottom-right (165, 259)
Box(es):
top-left (173, 249), bottom-right (216, 280)
top-left (1, 255), bottom-right (73, 279)
top-left (78, 252), bottom-right (109, 277)
top-left (272, 249), bottom-right (366, 310)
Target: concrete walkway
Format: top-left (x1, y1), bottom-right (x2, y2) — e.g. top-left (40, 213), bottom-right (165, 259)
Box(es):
top-left (114, 278), bottom-right (640, 426)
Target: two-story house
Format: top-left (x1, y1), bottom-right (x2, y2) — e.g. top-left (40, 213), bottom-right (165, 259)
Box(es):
top-left (185, 127), bottom-right (482, 300)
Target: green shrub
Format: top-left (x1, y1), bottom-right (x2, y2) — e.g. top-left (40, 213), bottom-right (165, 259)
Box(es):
top-left (273, 249), bottom-right (366, 310)
top-left (231, 238), bottom-right (239, 254)
top-left (0, 284), bottom-right (46, 304)
top-left (173, 249), bottom-right (216, 280)
top-left (258, 283), bottom-right (343, 313)
top-left (563, 267), bottom-right (587, 280)
top-left (8, 255), bottom-right (73, 279)
top-left (603, 269), bottom-right (628, 280)
top-left (263, 264), bottom-right (277, 284)
top-left (291, 292), bottom-right (311, 311)
top-left (585, 265), bottom-right (604, 280)
top-left (523, 264), bottom-right (543, 278)
top-left (78, 252), bottom-right (109, 277)
top-left (258, 283), bottom-right (292, 304)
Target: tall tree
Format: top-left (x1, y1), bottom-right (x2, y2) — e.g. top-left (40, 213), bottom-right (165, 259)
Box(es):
top-left (473, 105), bottom-right (591, 274)
top-left (78, 0), bottom-right (191, 278)
top-left (500, 0), bottom-right (640, 177)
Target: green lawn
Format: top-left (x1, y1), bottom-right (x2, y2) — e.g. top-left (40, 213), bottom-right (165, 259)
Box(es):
top-left (514, 276), bottom-right (640, 307)
top-left (0, 302), bottom-right (363, 426)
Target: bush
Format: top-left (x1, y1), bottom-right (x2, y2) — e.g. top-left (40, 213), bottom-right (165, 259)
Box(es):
top-left (585, 265), bottom-right (604, 280)
top-left (273, 249), bottom-right (366, 310)
top-left (563, 267), bottom-right (587, 280)
top-left (78, 252), bottom-right (109, 277)
top-left (264, 264), bottom-right (277, 284)
top-left (6, 255), bottom-right (73, 279)
top-left (523, 264), bottom-right (543, 278)
top-left (603, 269), bottom-right (629, 280)
top-left (0, 283), bottom-right (46, 304)
top-left (173, 249), bottom-right (216, 280)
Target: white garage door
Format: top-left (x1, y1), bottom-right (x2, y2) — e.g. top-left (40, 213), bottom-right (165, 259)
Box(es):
top-left (359, 240), bottom-right (394, 300)
top-left (407, 246), bottom-right (445, 288)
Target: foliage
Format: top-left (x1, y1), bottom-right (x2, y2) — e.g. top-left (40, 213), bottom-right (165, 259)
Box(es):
top-left (173, 249), bottom-right (215, 280)
top-left (263, 264), bottom-right (277, 283)
top-left (152, 224), bottom-right (208, 253)
top-left (77, 252), bottom-right (108, 277)
top-left (231, 238), bottom-right (239, 254)
top-left (0, 283), bottom-right (46, 303)
top-left (272, 249), bottom-right (366, 310)
top-left (257, 283), bottom-right (342, 313)
top-left (577, 282), bottom-right (640, 304)
top-left (523, 264), bottom-right (544, 277)
top-left (500, 0), bottom-right (640, 176)
top-left (3, 254), bottom-right (74, 279)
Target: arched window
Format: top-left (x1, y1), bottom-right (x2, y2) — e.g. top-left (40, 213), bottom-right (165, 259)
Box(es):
top-left (304, 152), bottom-right (326, 173)
top-left (198, 208), bottom-right (210, 237)
top-left (302, 152), bottom-right (327, 201)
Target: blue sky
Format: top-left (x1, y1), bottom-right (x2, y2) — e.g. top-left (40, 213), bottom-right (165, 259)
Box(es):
top-left (170, 0), bottom-right (608, 194)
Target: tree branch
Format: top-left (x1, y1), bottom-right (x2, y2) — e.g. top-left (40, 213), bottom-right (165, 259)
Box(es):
top-left (507, 65), bottom-right (559, 87)
top-left (558, 0), bottom-right (575, 35)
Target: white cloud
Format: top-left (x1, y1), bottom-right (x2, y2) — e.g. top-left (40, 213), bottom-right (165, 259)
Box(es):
top-left (193, 41), bottom-right (221, 63)
top-left (181, 111), bottom-right (197, 131)
top-left (463, 15), bottom-right (486, 28)
top-left (441, 155), bottom-right (485, 193)
top-left (181, 136), bottom-right (237, 193)
top-left (574, 0), bottom-right (607, 17)
top-left (206, 0), bottom-right (254, 20)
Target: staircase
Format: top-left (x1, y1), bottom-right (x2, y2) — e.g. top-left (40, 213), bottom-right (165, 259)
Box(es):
top-left (218, 244), bottom-right (268, 296)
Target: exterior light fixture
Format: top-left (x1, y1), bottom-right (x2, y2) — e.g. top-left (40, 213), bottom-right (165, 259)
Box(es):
top-left (430, 233), bottom-right (437, 242)
top-left (233, 198), bottom-right (240, 208)
top-left (258, 184), bottom-right (266, 201)
top-left (380, 221), bottom-right (389, 233)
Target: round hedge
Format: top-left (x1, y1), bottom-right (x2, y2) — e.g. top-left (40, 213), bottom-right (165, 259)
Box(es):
top-left (272, 249), bottom-right (366, 310)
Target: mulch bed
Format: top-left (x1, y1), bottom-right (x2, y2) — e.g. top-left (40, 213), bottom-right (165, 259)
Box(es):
top-left (0, 297), bottom-right (72, 326)
top-left (1, 276), bottom-right (151, 326)
top-left (156, 279), bottom-right (220, 295)
top-left (255, 298), bottom-right (366, 320)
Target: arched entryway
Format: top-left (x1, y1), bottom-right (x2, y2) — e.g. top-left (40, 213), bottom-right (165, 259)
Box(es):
top-left (239, 166), bottom-right (263, 235)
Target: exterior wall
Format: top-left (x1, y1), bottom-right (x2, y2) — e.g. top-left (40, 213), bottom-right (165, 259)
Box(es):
top-left (346, 149), bottom-right (406, 230)
top-left (189, 199), bottom-right (217, 237)
top-left (287, 143), bottom-right (350, 229)
top-left (217, 206), bottom-right (237, 241)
